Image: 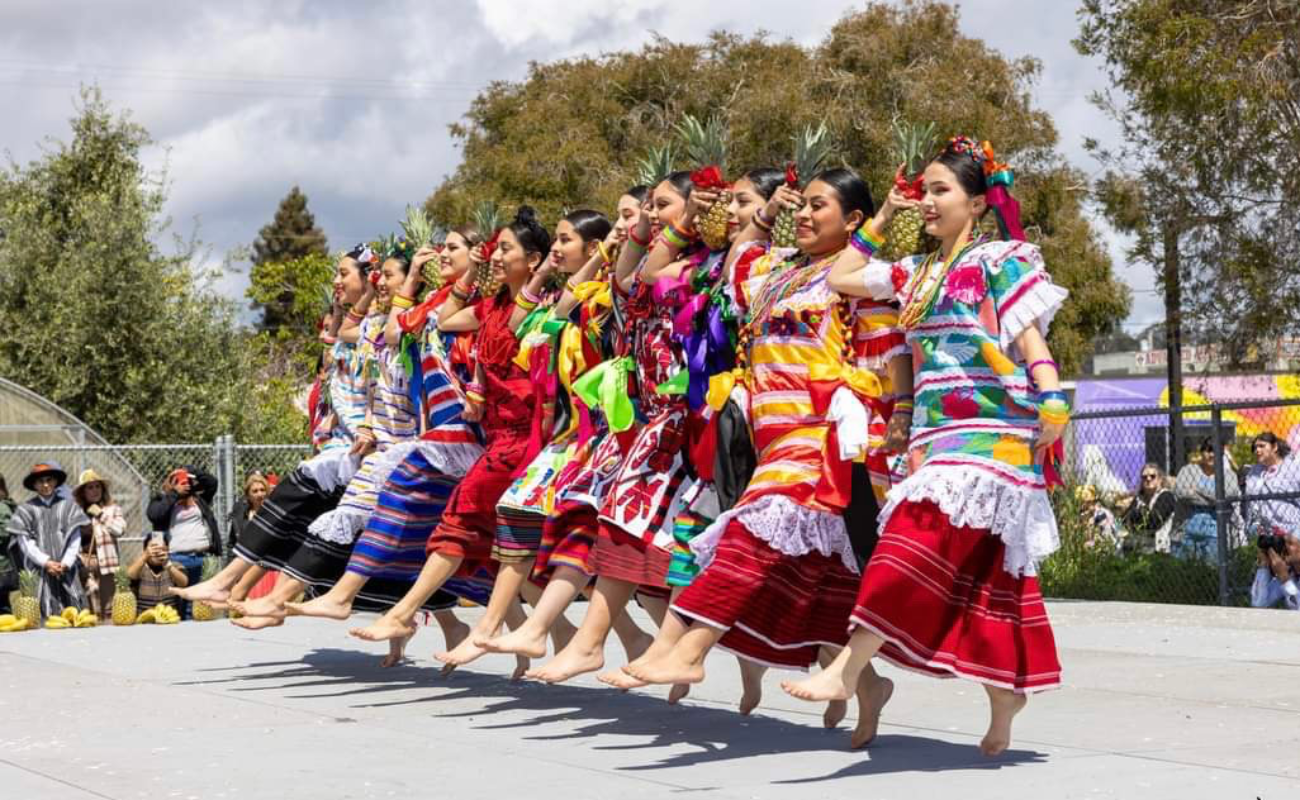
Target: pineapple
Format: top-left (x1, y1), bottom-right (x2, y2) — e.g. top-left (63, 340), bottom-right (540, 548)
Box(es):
top-left (191, 557), bottom-right (223, 621)
top-left (471, 200), bottom-right (506, 297)
top-left (772, 123), bottom-right (836, 249)
top-left (882, 120), bottom-right (937, 261)
top-left (675, 114), bottom-right (731, 250)
top-left (400, 205), bottom-right (448, 290)
top-left (14, 569), bottom-right (40, 627)
top-left (635, 144), bottom-right (677, 188)
top-left (111, 566), bottom-right (136, 626)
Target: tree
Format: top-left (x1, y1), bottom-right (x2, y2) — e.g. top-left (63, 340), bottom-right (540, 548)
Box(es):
top-left (0, 87), bottom-right (304, 444)
top-left (424, 1), bottom-right (1130, 373)
top-left (249, 186), bottom-right (329, 331)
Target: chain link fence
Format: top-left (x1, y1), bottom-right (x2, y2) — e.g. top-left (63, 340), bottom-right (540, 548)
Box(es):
top-left (1049, 398), bottom-right (1300, 606)
top-left (0, 440), bottom-right (309, 564)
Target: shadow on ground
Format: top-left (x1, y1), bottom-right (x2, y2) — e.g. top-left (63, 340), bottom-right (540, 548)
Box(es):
top-left (176, 646), bottom-right (1046, 782)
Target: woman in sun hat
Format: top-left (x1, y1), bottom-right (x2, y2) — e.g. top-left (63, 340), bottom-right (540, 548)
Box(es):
top-left (74, 469), bottom-right (125, 620)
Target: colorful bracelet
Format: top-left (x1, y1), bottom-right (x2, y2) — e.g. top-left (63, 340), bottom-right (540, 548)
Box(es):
top-left (1039, 408), bottom-right (1071, 425)
top-left (1029, 359), bottom-right (1059, 377)
top-left (753, 207), bottom-right (775, 232)
top-left (661, 223), bottom-right (694, 249)
top-left (391, 294), bottom-right (416, 310)
top-left (597, 242), bottom-right (613, 265)
top-left (850, 224), bottom-right (885, 256)
top-left (520, 285), bottom-right (543, 305)
top-left (346, 308), bottom-right (366, 321)
top-left (514, 294), bottom-right (539, 312)
top-left (628, 228), bottom-right (652, 248)
top-left (1037, 390), bottom-right (1069, 405)
top-left (465, 390), bottom-right (485, 404)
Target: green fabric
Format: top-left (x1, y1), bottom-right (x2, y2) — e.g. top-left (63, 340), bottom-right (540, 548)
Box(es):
top-left (573, 356), bottom-right (635, 432)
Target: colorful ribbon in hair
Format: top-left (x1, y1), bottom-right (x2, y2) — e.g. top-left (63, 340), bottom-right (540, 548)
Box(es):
top-left (948, 135), bottom-right (1025, 242)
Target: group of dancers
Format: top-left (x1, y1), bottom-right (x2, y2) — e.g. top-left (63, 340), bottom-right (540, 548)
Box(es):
top-left (175, 133), bottom-right (1068, 756)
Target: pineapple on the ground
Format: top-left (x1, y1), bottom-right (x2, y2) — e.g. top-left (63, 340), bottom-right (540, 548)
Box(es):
top-left (471, 200), bottom-right (506, 297)
top-left (14, 569), bottom-right (40, 626)
top-left (111, 566), bottom-right (136, 626)
top-left (881, 120), bottom-right (937, 262)
top-left (191, 557), bottom-right (223, 621)
top-left (772, 123), bottom-right (836, 249)
top-left (675, 114), bottom-right (731, 250)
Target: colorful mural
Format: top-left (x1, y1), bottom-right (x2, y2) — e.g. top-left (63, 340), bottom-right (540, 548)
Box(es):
top-left (1071, 374), bottom-right (1300, 494)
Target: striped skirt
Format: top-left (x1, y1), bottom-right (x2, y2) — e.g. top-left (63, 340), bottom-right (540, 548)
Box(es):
top-left (426, 426), bottom-right (531, 572)
top-left (671, 519), bottom-right (860, 670)
top-left (233, 467), bottom-right (344, 578)
top-left (850, 499), bottom-right (1062, 693)
top-left (532, 501), bottom-right (599, 581)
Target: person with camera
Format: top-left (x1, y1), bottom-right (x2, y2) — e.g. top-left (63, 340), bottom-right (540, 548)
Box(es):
top-left (146, 466), bottom-right (221, 619)
top-left (127, 535), bottom-right (189, 614)
top-left (1251, 531), bottom-right (1300, 611)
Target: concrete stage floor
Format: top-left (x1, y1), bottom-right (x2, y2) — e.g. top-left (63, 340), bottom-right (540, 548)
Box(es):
top-left (1, 600), bottom-right (1296, 799)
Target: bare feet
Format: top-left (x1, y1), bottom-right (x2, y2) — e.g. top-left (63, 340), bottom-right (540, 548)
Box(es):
top-left (230, 615), bottom-right (283, 630)
top-left (666, 683), bottom-right (690, 704)
top-left (285, 593), bottom-right (353, 620)
top-left (170, 581), bottom-right (230, 605)
top-left (850, 676), bottom-right (894, 749)
top-left (437, 619), bottom-right (472, 677)
top-left (350, 614), bottom-right (416, 643)
top-left (480, 625), bottom-right (550, 659)
top-left (738, 660), bottom-right (765, 716)
top-left (525, 641), bottom-right (604, 683)
top-left (380, 632), bottom-right (414, 668)
top-left (510, 655), bottom-right (530, 682)
top-left (596, 668), bottom-right (645, 690)
top-left (622, 651), bottom-right (705, 687)
top-left (434, 625), bottom-right (494, 667)
top-left (621, 630), bottom-right (655, 663)
top-left (824, 699), bottom-right (848, 730)
top-left (781, 664), bottom-right (855, 703)
top-left (980, 688), bottom-right (1027, 757)
top-left (228, 596), bottom-right (286, 620)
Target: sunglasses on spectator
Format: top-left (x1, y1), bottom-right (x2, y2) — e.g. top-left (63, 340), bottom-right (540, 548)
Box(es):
top-left (1142, 474), bottom-right (1158, 480)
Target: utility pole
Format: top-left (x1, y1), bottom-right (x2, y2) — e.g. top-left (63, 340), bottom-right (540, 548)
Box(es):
top-left (1164, 222), bottom-right (1185, 471)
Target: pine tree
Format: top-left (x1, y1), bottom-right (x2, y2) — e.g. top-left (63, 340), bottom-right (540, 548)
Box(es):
top-left (249, 186), bottom-right (329, 332)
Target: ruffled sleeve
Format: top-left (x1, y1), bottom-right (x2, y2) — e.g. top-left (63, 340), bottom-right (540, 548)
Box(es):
top-left (981, 241), bottom-right (1068, 360)
top-left (858, 256), bottom-right (918, 303)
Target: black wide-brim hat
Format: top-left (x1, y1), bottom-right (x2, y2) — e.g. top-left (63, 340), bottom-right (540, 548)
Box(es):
top-left (23, 460), bottom-right (68, 491)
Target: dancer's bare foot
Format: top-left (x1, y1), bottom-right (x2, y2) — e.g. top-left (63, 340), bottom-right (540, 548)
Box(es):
top-left (980, 687), bottom-right (1027, 756)
top-left (436, 619), bottom-right (472, 677)
top-left (525, 641), bottom-right (604, 683)
top-left (380, 632), bottom-right (414, 668)
top-left (666, 683), bottom-right (690, 704)
top-left (782, 664), bottom-right (855, 702)
top-left (622, 651), bottom-right (704, 687)
top-left (230, 615), bottom-right (283, 630)
top-left (435, 627), bottom-right (493, 667)
top-left (850, 676), bottom-right (894, 749)
top-left (480, 625), bottom-right (549, 659)
top-left (228, 596), bottom-right (286, 620)
top-left (738, 660), bottom-right (765, 716)
top-left (510, 655), bottom-right (530, 682)
top-left (170, 582), bottom-right (230, 605)
top-left (596, 668), bottom-right (645, 690)
top-left (285, 593), bottom-right (353, 620)
top-left (621, 630), bottom-right (654, 662)
top-left (824, 699), bottom-right (848, 729)
top-left (350, 614), bottom-right (416, 642)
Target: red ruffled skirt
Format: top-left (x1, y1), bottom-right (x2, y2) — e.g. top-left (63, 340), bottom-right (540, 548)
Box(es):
top-left (851, 499), bottom-right (1062, 693)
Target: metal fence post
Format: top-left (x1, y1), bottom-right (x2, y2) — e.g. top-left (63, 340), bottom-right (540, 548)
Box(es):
top-left (1210, 406), bottom-right (1230, 606)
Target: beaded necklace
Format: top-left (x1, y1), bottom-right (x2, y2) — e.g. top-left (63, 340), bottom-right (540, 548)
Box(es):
top-left (897, 236), bottom-right (982, 330)
top-left (736, 248), bottom-right (843, 373)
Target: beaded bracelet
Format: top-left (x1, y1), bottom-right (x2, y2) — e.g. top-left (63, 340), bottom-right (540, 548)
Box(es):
top-left (849, 225), bottom-right (885, 256)
top-left (391, 294), bottom-right (416, 310)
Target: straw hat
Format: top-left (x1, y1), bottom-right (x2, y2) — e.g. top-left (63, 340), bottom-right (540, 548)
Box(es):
top-left (73, 469), bottom-right (110, 505)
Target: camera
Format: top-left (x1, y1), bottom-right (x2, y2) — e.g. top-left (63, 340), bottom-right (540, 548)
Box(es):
top-left (1257, 533), bottom-right (1289, 556)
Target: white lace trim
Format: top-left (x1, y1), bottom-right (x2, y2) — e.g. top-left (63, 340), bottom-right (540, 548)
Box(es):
top-left (879, 463), bottom-right (1059, 577)
top-left (367, 438), bottom-right (484, 491)
top-left (297, 448), bottom-right (358, 493)
top-left (689, 494), bottom-right (859, 575)
top-left (308, 508), bottom-right (362, 546)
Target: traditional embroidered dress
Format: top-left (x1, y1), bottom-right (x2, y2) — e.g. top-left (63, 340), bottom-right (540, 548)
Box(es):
top-left (425, 291), bottom-right (534, 574)
top-left (7, 495), bottom-right (90, 618)
top-left (674, 245), bottom-right (887, 669)
top-left (851, 238), bottom-right (1066, 693)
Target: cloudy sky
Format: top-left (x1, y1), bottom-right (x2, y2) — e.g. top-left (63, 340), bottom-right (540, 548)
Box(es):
top-left (0, 0), bottom-right (1160, 331)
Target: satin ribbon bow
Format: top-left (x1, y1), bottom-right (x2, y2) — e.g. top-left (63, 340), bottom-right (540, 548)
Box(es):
top-left (573, 356), bottom-right (635, 433)
top-left (807, 362), bottom-right (884, 511)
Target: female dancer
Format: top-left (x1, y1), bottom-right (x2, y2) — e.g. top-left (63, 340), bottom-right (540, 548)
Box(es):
top-left (620, 168), bottom-right (904, 750)
top-left (783, 137), bottom-right (1067, 757)
top-left (349, 208), bottom-right (559, 666)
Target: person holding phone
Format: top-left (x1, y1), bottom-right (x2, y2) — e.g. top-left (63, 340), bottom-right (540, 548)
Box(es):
top-left (146, 466), bottom-right (220, 618)
top-left (128, 536), bottom-right (189, 614)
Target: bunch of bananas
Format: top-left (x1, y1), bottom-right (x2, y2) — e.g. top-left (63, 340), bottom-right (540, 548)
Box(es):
top-left (135, 605), bottom-right (181, 625)
top-left (44, 607), bottom-right (98, 629)
top-left (0, 613), bottom-right (32, 632)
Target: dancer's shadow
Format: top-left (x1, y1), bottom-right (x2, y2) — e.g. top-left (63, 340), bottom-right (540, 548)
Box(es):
top-left (208, 647), bottom-right (1047, 779)
top-left (174, 647), bottom-right (465, 700)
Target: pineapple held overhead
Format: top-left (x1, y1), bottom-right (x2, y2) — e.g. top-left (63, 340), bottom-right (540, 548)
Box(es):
top-left (471, 200), bottom-right (506, 297)
top-left (772, 123), bottom-right (836, 250)
top-left (635, 144), bottom-right (677, 190)
top-left (400, 205), bottom-right (447, 290)
top-left (882, 120), bottom-right (937, 262)
top-left (675, 114), bottom-right (731, 250)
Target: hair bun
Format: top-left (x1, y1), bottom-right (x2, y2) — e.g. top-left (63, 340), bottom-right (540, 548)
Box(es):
top-left (514, 205), bottom-right (539, 226)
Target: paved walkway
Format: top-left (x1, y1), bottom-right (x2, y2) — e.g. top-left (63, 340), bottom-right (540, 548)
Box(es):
top-left (2, 600), bottom-right (1297, 799)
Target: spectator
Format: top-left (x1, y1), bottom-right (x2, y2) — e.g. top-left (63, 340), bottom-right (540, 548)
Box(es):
top-left (0, 475), bottom-right (16, 613)
top-left (4, 461), bottom-right (89, 619)
top-left (146, 466), bottom-right (220, 619)
top-left (227, 471), bottom-right (270, 551)
top-left (1120, 463), bottom-right (1177, 554)
top-left (1075, 485), bottom-right (1118, 550)
top-left (127, 536), bottom-right (188, 613)
top-left (73, 470), bottom-right (126, 621)
top-left (1250, 532), bottom-right (1300, 611)
top-left (1244, 432), bottom-right (1300, 537)
top-left (1174, 439), bottom-right (1240, 562)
